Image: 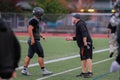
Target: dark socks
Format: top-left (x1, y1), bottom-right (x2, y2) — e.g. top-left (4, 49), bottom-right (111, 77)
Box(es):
top-left (23, 66), bottom-right (27, 70)
top-left (41, 67), bottom-right (45, 69)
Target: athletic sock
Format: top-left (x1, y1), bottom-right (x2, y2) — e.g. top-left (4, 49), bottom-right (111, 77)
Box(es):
top-left (41, 67), bottom-right (45, 71)
top-left (23, 66), bottom-right (27, 70)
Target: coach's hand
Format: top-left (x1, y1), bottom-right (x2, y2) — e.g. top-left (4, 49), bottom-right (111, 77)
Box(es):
top-left (84, 41), bottom-right (88, 46)
top-left (66, 37), bottom-right (73, 41)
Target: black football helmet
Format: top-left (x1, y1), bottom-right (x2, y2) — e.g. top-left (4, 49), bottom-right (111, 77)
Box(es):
top-left (32, 7), bottom-right (44, 20)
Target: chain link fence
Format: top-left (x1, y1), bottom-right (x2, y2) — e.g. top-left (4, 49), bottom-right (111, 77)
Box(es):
top-left (1, 12), bottom-right (111, 34)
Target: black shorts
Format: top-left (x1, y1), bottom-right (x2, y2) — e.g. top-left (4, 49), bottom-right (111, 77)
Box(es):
top-left (80, 44), bottom-right (93, 60)
top-left (27, 39), bottom-right (44, 58)
top-left (116, 38), bottom-right (120, 64)
top-left (116, 53), bottom-right (120, 65)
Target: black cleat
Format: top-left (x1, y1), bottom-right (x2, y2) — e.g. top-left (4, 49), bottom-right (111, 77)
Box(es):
top-left (109, 52), bottom-right (114, 58)
top-left (84, 72), bottom-right (93, 78)
top-left (76, 72), bottom-right (86, 77)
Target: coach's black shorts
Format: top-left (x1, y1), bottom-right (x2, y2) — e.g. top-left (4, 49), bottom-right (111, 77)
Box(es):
top-left (80, 43), bottom-right (93, 60)
top-left (27, 39), bottom-right (44, 58)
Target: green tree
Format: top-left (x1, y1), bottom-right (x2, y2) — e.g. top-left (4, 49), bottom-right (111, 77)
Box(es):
top-left (36, 0), bottom-right (68, 14)
top-left (0, 0), bottom-right (19, 12)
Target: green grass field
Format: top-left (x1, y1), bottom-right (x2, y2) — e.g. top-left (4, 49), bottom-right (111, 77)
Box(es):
top-left (14, 36), bottom-right (119, 80)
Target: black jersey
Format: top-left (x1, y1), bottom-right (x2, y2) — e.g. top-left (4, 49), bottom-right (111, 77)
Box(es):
top-left (107, 23), bottom-right (117, 33)
top-left (28, 17), bottom-right (40, 40)
top-left (73, 20), bottom-right (92, 47)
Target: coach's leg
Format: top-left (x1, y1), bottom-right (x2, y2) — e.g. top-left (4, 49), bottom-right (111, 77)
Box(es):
top-left (86, 44), bottom-right (93, 77)
top-left (87, 58), bottom-right (92, 72)
top-left (81, 60), bottom-right (87, 73)
top-left (76, 59), bottom-right (87, 77)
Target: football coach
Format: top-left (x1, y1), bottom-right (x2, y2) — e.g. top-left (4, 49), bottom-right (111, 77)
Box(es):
top-left (66, 14), bottom-right (93, 78)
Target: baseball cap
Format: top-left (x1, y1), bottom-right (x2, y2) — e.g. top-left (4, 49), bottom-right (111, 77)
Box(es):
top-left (72, 14), bottom-right (81, 19)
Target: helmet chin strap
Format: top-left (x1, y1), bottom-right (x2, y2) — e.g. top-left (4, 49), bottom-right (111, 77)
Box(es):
top-left (36, 16), bottom-right (42, 21)
top-left (38, 17), bottom-right (42, 21)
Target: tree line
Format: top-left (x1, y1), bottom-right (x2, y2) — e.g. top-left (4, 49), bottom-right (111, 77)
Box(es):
top-left (0, 0), bottom-right (69, 14)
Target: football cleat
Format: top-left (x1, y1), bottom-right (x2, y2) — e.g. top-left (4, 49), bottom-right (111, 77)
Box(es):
top-left (42, 69), bottom-right (53, 76)
top-left (76, 72), bottom-right (86, 77)
top-left (21, 69), bottom-right (32, 76)
top-left (109, 52), bottom-right (114, 58)
top-left (76, 72), bottom-right (93, 78)
top-left (110, 61), bottom-right (119, 72)
top-left (85, 72), bottom-right (93, 78)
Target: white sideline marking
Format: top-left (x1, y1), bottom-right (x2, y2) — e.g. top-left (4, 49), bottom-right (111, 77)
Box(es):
top-left (36, 58), bottom-right (114, 80)
top-left (17, 48), bottom-right (109, 70)
top-left (19, 40), bottom-right (27, 43)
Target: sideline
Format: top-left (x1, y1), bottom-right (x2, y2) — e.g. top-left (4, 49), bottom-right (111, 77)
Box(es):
top-left (16, 33), bottom-right (107, 38)
top-left (36, 58), bottom-right (114, 80)
top-left (17, 48), bottom-right (109, 70)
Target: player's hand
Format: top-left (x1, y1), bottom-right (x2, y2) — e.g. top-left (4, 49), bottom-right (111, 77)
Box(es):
top-left (107, 34), bottom-right (109, 38)
top-left (65, 37), bottom-right (73, 41)
top-left (42, 36), bottom-right (46, 42)
top-left (31, 38), bottom-right (35, 45)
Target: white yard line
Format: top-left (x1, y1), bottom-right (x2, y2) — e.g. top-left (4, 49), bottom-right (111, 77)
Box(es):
top-left (36, 58), bottom-right (114, 80)
top-left (17, 48), bottom-right (109, 70)
top-left (19, 40), bottom-right (27, 43)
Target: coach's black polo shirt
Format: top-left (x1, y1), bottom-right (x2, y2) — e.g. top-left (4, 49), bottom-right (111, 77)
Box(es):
top-left (73, 19), bottom-right (92, 47)
top-left (0, 18), bottom-right (21, 78)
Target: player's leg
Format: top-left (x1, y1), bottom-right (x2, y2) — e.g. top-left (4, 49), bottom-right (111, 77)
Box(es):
top-left (116, 41), bottom-right (120, 65)
top-left (21, 40), bottom-right (34, 76)
top-left (116, 53), bottom-right (120, 65)
top-left (109, 33), bottom-right (116, 57)
top-left (36, 41), bottom-right (53, 76)
top-left (38, 57), bottom-right (53, 76)
top-left (110, 38), bottom-right (120, 72)
top-left (23, 56), bottom-right (31, 68)
top-left (38, 57), bottom-right (44, 68)
top-left (21, 56), bottom-right (32, 76)
top-left (116, 38), bottom-right (120, 65)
